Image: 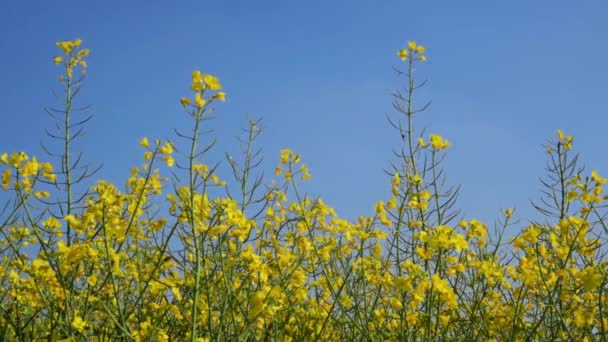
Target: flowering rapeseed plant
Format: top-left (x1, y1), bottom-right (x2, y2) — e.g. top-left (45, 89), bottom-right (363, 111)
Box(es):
top-left (1, 37), bottom-right (608, 342)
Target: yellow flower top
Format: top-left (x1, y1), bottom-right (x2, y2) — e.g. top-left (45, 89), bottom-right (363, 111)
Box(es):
top-left (429, 134), bottom-right (451, 151)
top-left (397, 40), bottom-right (427, 62)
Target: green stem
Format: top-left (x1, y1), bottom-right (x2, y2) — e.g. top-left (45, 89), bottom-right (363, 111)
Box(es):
top-left (190, 105), bottom-right (204, 342)
top-left (64, 58), bottom-right (74, 246)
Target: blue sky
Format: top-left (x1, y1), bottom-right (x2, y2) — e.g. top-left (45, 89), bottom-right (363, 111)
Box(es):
top-left (1, 0), bottom-right (607, 228)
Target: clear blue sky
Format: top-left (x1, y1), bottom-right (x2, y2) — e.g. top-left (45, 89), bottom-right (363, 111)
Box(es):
top-left (1, 1), bottom-right (607, 227)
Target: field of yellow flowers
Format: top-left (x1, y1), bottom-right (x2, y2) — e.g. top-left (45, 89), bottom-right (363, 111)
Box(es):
top-left (1, 38), bottom-right (608, 341)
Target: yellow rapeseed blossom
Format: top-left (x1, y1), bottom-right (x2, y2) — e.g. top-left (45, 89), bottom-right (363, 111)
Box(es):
top-left (57, 39), bottom-right (79, 54)
top-left (203, 74), bottom-right (222, 90)
top-left (418, 137), bottom-right (426, 147)
top-left (191, 70), bottom-right (204, 91)
top-left (592, 170), bottom-right (607, 185)
top-left (299, 163), bottom-right (312, 180)
top-left (280, 149), bottom-right (292, 164)
top-left (213, 91), bottom-right (226, 102)
top-left (398, 40), bottom-right (426, 62)
top-left (575, 266), bottom-right (603, 291)
top-left (159, 142), bottom-right (173, 154)
top-left (195, 92), bottom-right (206, 108)
top-left (71, 314), bottom-right (87, 333)
top-left (429, 134), bottom-right (451, 150)
top-left (557, 129), bottom-right (573, 150)
top-left (398, 48), bottom-right (408, 61)
top-left (55, 39), bottom-right (89, 79)
top-left (1, 169), bottom-right (10, 190)
top-left (163, 155), bottom-right (175, 167)
top-left (139, 137), bottom-right (150, 148)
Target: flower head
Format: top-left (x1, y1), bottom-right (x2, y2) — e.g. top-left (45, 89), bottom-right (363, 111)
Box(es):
top-left (191, 70), bottom-right (204, 91)
top-left (429, 134), bottom-right (451, 151)
top-left (213, 91), bottom-right (226, 102)
top-left (194, 92), bottom-right (206, 108)
top-left (397, 49), bottom-right (408, 61)
top-left (398, 40), bottom-right (426, 62)
top-left (203, 74), bottom-right (222, 90)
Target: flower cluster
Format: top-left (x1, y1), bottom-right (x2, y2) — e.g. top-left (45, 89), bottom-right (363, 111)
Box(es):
top-left (180, 70), bottom-right (226, 110)
top-left (54, 38), bottom-right (89, 78)
top-left (397, 40), bottom-right (427, 62)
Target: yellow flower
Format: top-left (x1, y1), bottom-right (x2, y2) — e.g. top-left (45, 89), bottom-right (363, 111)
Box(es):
top-left (418, 55), bottom-right (427, 62)
top-left (415, 45), bottom-right (425, 54)
top-left (408, 41), bottom-right (417, 51)
top-left (191, 70), bottom-right (204, 91)
top-left (429, 134), bottom-right (451, 150)
top-left (112, 254), bottom-right (121, 274)
top-left (163, 155), bottom-right (175, 167)
top-left (575, 266), bottom-right (602, 291)
top-left (21, 157), bottom-right (40, 177)
top-left (194, 92), bottom-right (206, 108)
top-left (391, 172), bottom-right (400, 186)
top-left (390, 297), bottom-right (403, 310)
top-left (300, 163), bottom-right (312, 180)
top-left (159, 142), bottom-right (173, 154)
top-left (418, 137), bottom-right (426, 147)
top-left (339, 295), bottom-right (353, 308)
top-left (77, 48), bottom-right (90, 59)
top-left (1, 169), bottom-right (10, 190)
top-left (57, 40), bottom-right (75, 54)
top-left (203, 74), bottom-right (222, 90)
top-left (250, 290), bottom-right (265, 307)
top-left (34, 191), bottom-right (50, 199)
top-left (395, 276), bottom-right (412, 291)
top-left (87, 274), bottom-right (98, 286)
top-left (397, 49), bottom-right (408, 61)
top-left (53, 56), bottom-right (63, 64)
top-left (139, 137), bottom-right (149, 148)
top-left (592, 170), bottom-right (607, 185)
top-left (563, 136), bottom-right (573, 150)
top-left (71, 315), bottom-right (87, 333)
top-left (213, 91), bottom-right (226, 102)
top-left (280, 149), bottom-right (292, 164)
top-left (180, 97), bottom-right (191, 107)
top-left (9, 151), bottom-right (28, 168)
